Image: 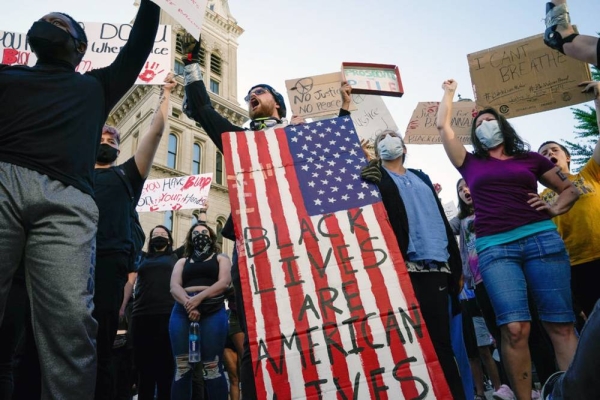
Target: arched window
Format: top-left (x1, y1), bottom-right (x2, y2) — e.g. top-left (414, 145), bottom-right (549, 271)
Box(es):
top-left (210, 53), bottom-right (222, 76)
top-left (167, 134), bottom-right (178, 169)
top-left (215, 151), bottom-right (223, 185)
top-left (209, 79), bottom-right (220, 95)
top-left (192, 143), bottom-right (202, 175)
top-left (174, 59), bottom-right (185, 76)
top-left (216, 219), bottom-right (224, 251)
top-left (176, 32), bottom-right (206, 66)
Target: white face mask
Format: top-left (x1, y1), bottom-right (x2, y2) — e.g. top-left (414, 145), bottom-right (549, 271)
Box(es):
top-left (377, 134), bottom-right (404, 161)
top-left (475, 120), bottom-right (504, 150)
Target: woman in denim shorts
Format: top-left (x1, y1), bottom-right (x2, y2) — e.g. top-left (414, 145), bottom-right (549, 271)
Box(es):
top-left (437, 79), bottom-right (580, 400)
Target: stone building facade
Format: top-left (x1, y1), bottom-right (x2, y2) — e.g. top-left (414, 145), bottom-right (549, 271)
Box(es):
top-left (108, 1), bottom-right (247, 254)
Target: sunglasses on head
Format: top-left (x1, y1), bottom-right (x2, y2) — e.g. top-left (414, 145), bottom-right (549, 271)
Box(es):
top-left (244, 87), bottom-right (269, 102)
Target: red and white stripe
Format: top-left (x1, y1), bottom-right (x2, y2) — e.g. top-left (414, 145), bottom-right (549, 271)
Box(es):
top-left (223, 128), bottom-right (452, 399)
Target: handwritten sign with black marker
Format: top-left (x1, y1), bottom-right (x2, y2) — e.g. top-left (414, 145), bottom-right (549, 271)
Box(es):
top-left (405, 101), bottom-right (477, 145)
top-left (137, 173), bottom-right (212, 212)
top-left (222, 117), bottom-right (452, 399)
top-left (0, 22), bottom-right (171, 84)
top-left (351, 94), bottom-right (399, 142)
top-left (285, 72), bottom-right (357, 118)
top-left (468, 33), bottom-right (593, 118)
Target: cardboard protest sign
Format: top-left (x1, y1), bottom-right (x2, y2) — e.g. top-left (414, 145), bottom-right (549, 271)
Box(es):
top-left (351, 94), bottom-right (399, 142)
top-left (342, 62), bottom-right (404, 97)
top-left (404, 101), bottom-right (478, 145)
top-left (222, 117), bottom-right (452, 399)
top-left (468, 33), bottom-right (593, 118)
top-left (137, 173), bottom-right (212, 212)
top-left (150, 0), bottom-right (207, 39)
top-left (285, 72), bottom-right (357, 119)
top-left (0, 23), bottom-right (171, 85)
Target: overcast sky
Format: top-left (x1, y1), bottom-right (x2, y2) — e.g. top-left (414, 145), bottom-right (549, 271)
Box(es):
top-left (2, 0), bottom-right (599, 204)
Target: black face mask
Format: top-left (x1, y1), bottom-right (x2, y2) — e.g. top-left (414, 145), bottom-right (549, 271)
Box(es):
top-left (27, 20), bottom-right (77, 63)
top-left (150, 236), bottom-right (169, 250)
top-left (192, 233), bottom-right (213, 261)
top-left (97, 143), bottom-right (119, 164)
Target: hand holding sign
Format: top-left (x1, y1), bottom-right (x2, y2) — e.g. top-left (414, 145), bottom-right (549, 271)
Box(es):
top-left (580, 81), bottom-right (600, 99)
top-left (340, 81), bottom-right (352, 109)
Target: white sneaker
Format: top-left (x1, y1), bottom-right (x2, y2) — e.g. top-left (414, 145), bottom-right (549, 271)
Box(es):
top-left (493, 384), bottom-right (516, 400)
top-left (531, 389), bottom-right (541, 400)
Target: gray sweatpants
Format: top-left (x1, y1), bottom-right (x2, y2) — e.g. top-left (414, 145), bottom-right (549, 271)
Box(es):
top-left (0, 162), bottom-right (98, 400)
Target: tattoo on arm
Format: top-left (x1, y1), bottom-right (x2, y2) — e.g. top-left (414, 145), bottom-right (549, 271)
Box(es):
top-left (556, 169), bottom-right (567, 181)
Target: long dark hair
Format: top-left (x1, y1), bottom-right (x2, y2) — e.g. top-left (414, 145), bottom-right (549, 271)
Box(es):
top-left (147, 225), bottom-right (174, 255)
top-left (183, 223), bottom-right (219, 258)
top-left (471, 108), bottom-right (530, 158)
top-left (456, 179), bottom-right (474, 220)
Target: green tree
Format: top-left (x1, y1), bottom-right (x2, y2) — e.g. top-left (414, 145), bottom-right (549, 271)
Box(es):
top-left (563, 66), bottom-right (600, 171)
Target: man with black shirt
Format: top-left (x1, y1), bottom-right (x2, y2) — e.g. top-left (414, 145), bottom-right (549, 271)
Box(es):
top-left (94, 74), bottom-right (176, 400)
top-left (0, 2), bottom-right (160, 398)
top-left (181, 36), bottom-right (352, 399)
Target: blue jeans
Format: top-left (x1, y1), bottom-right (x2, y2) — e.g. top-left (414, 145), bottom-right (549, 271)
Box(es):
top-left (169, 301), bottom-right (228, 400)
top-left (478, 230), bottom-right (574, 326)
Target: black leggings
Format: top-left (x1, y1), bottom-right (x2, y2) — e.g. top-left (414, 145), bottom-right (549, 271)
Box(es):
top-left (131, 314), bottom-right (174, 400)
top-left (409, 272), bottom-right (466, 400)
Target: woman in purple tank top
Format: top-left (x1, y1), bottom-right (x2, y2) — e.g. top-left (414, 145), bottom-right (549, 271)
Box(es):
top-left (436, 79), bottom-right (580, 400)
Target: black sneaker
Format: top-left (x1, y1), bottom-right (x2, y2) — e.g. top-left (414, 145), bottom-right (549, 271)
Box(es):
top-left (541, 371), bottom-right (565, 400)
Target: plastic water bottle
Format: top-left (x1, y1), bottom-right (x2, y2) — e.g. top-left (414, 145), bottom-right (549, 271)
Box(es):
top-left (189, 322), bottom-right (200, 363)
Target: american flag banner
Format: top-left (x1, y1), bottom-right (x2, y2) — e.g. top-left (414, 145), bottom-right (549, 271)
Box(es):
top-left (222, 116), bottom-right (452, 399)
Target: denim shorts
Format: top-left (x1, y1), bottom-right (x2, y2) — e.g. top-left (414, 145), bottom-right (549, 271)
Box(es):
top-left (478, 229), bottom-right (574, 326)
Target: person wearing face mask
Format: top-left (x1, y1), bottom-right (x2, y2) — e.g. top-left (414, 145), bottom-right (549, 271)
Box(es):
top-left (93, 74), bottom-right (176, 399)
top-left (169, 223), bottom-right (232, 400)
top-left (177, 34), bottom-right (353, 400)
top-left (0, 2), bottom-right (160, 398)
top-left (130, 225), bottom-right (177, 399)
top-left (537, 81), bottom-right (600, 324)
top-left (437, 79), bottom-right (580, 400)
top-left (360, 130), bottom-right (467, 400)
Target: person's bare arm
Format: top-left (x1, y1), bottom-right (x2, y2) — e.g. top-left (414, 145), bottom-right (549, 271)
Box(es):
top-left (134, 73), bottom-right (177, 178)
top-left (119, 272), bottom-right (137, 319)
top-left (184, 254), bottom-right (232, 313)
top-left (436, 79), bottom-right (467, 168)
top-left (170, 259), bottom-right (191, 305)
top-left (529, 167), bottom-right (579, 216)
top-left (579, 81), bottom-right (600, 165)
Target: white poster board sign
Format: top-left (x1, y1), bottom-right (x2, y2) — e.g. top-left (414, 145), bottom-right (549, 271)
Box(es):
top-left (443, 201), bottom-right (458, 221)
top-left (351, 94), bottom-right (398, 141)
top-left (0, 23), bottom-right (172, 85)
top-left (137, 173), bottom-right (213, 212)
top-left (151, 0), bottom-right (207, 39)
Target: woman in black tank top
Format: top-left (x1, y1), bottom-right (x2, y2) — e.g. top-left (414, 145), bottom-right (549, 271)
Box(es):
top-left (169, 223), bottom-right (231, 400)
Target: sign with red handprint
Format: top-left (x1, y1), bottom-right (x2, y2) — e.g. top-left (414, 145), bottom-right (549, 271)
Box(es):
top-left (150, 0), bottom-right (207, 39)
top-left (137, 173), bottom-right (213, 213)
top-left (0, 22), bottom-right (171, 85)
top-left (404, 101), bottom-right (477, 145)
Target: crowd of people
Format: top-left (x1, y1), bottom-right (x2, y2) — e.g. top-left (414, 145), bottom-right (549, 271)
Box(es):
top-left (0, 0), bottom-right (599, 399)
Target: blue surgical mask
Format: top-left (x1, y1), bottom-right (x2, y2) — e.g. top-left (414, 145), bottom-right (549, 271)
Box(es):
top-left (475, 120), bottom-right (504, 150)
top-left (377, 135), bottom-right (404, 161)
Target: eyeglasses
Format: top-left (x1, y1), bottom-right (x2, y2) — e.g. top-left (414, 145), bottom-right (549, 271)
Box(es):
top-left (244, 88), bottom-right (269, 102)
